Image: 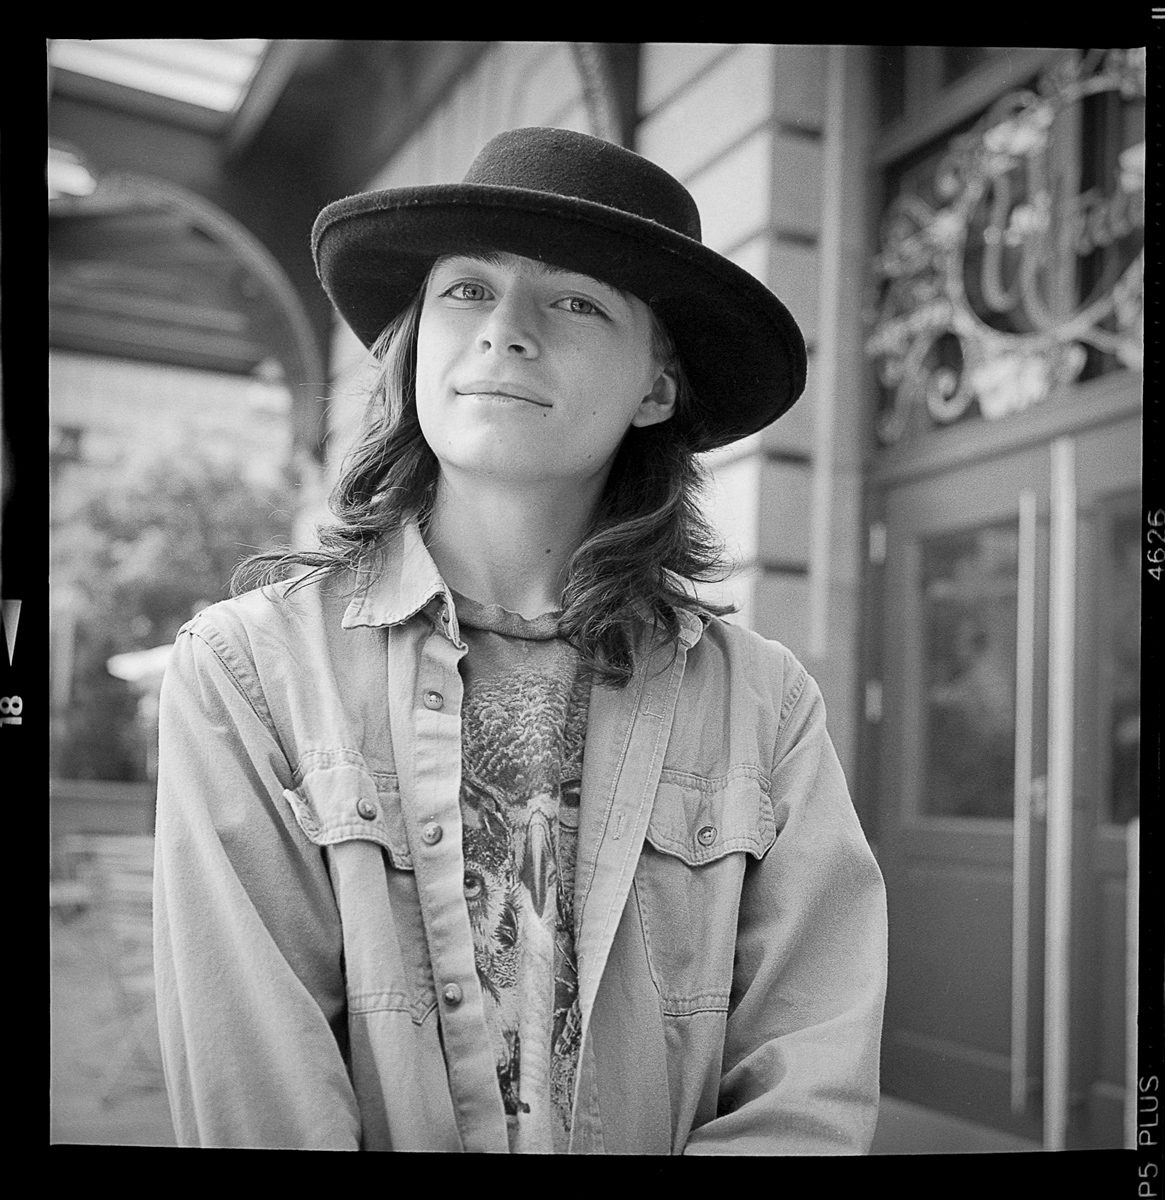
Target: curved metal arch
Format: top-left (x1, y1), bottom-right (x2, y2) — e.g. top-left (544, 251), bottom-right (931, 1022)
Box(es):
top-left (88, 171), bottom-right (328, 458)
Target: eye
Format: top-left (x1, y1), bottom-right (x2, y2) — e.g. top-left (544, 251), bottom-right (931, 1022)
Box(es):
top-left (555, 295), bottom-right (606, 317)
top-left (463, 871), bottom-right (484, 901)
top-left (442, 281), bottom-right (491, 302)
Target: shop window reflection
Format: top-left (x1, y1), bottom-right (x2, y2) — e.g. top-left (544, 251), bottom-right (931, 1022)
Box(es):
top-left (921, 525), bottom-right (1019, 818)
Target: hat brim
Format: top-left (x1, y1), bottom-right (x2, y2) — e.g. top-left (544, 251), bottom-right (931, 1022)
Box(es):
top-left (313, 183), bottom-right (807, 451)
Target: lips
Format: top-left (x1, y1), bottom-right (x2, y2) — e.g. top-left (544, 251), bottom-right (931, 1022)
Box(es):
top-left (455, 381), bottom-right (552, 408)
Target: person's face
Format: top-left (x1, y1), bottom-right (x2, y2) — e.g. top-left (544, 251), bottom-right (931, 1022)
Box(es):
top-left (414, 251), bottom-right (676, 489)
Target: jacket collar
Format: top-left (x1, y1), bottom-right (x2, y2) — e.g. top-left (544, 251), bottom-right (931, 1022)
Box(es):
top-left (339, 518), bottom-right (710, 651)
top-left (674, 605), bottom-right (707, 649)
top-left (341, 521), bottom-right (456, 635)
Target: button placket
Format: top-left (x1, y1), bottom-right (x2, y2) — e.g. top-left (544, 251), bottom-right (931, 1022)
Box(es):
top-left (409, 632), bottom-right (507, 1145)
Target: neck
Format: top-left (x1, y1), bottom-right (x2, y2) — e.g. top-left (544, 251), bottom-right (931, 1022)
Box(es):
top-left (423, 469), bottom-right (605, 618)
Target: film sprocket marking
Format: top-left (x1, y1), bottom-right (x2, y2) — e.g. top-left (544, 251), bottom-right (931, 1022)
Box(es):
top-left (0, 602), bottom-right (21, 727)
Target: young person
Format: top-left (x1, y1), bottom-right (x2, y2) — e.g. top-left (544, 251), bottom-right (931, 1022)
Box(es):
top-left (153, 126), bottom-right (887, 1154)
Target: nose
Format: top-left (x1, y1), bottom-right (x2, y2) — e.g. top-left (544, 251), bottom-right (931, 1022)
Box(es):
top-left (476, 293), bottom-right (539, 358)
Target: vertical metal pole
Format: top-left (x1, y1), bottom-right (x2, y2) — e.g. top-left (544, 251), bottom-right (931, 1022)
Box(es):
top-left (1125, 816), bottom-right (1140, 1148)
top-left (1044, 436), bottom-right (1076, 1151)
top-left (1011, 490), bottom-right (1037, 1114)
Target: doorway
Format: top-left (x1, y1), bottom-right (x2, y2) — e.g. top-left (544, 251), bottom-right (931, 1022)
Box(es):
top-left (877, 406), bottom-right (1140, 1149)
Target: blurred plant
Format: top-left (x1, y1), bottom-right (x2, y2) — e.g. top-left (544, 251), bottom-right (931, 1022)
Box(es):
top-left (53, 451), bottom-right (296, 780)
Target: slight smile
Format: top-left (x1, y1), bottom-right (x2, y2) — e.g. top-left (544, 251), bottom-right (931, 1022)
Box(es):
top-left (456, 382), bottom-right (553, 408)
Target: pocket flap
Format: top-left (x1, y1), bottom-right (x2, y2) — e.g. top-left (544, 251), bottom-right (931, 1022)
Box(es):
top-left (281, 753), bottom-right (412, 868)
top-left (645, 767), bottom-right (776, 866)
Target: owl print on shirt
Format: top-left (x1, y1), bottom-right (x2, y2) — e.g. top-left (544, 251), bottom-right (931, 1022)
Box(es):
top-left (458, 640), bottom-right (589, 1153)
top-left (453, 638), bottom-right (583, 1152)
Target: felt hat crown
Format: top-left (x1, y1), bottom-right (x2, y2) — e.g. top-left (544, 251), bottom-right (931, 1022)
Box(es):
top-left (312, 126), bottom-right (807, 450)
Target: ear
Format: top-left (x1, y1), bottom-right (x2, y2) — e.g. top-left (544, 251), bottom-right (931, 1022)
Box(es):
top-left (630, 364), bottom-right (678, 429)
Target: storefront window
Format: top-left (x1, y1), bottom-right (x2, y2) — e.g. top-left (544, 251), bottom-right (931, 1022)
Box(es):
top-left (867, 48), bottom-right (1145, 447)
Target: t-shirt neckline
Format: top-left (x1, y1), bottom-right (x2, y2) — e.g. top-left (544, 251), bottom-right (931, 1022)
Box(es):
top-left (450, 589), bottom-right (563, 641)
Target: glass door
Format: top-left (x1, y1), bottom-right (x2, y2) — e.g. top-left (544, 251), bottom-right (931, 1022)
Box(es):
top-left (879, 439), bottom-right (1050, 1144)
top-left (877, 412), bottom-right (1139, 1148)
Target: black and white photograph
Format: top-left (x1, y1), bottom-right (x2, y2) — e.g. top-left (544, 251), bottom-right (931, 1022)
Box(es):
top-left (41, 37), bottom-right (1160, 1172)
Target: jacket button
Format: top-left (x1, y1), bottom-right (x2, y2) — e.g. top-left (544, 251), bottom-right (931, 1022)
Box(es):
top-left (421, 822), bottom-right (443, 845)
top-left (696, 824), bottom-right (717, 846)
top-left (423, 690), bottom-right (444, 710)
top-left (442, 982), bottom-right (463, 1006)
top-left (356, 799), bottom-right (378, 821)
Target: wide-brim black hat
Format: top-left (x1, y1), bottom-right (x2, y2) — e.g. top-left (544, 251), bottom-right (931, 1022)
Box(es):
top-left (312, 126), bottom-right (807, 452)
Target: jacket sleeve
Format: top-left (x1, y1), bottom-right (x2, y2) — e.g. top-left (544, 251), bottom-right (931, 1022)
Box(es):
top-left (152, 623), bottom-right (362, 1149)
top-left (683, 665), bottom-right (888, 1155)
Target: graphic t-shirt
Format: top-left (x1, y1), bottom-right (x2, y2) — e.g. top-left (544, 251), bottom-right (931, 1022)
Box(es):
top-left (454, 591), bottom-right (588, 1154)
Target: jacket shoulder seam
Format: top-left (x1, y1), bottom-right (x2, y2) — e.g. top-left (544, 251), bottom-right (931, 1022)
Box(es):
top-left (182, 624), bottom-right (279, 742)
top-left (769, 660), bottom-right (812, 777)
top-left (779, 661), bottom-right (809, 726)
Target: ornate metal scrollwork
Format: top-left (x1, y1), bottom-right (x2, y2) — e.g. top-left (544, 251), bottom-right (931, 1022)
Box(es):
top-left (867, 48), bottom-right (1145, 445)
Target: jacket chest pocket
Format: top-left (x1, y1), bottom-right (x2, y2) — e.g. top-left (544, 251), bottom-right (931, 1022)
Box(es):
top-left (282, 757), bottom-right (437, 1023)
top-left (633, 768), bottom-right (776, 1015)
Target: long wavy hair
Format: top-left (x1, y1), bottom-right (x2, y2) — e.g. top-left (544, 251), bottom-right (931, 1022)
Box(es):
top-left (234, 272), bottom-right (734, 687)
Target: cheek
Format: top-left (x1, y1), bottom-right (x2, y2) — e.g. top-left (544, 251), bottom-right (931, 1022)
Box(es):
top-left (413, 332), bottom-right (450, 449)
top-left (413, 321), bottom-right (439, 390)
top-left (414, 324), bottom-right (458, 423)
top-left (415, 306), bottom-right (465, 376)
top-left (589, 350), bottom-right (655, 424)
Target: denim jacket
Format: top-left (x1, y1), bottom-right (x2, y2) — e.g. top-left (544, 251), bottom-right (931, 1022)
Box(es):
top-left (153, 522), bottom-right (887, 1153)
